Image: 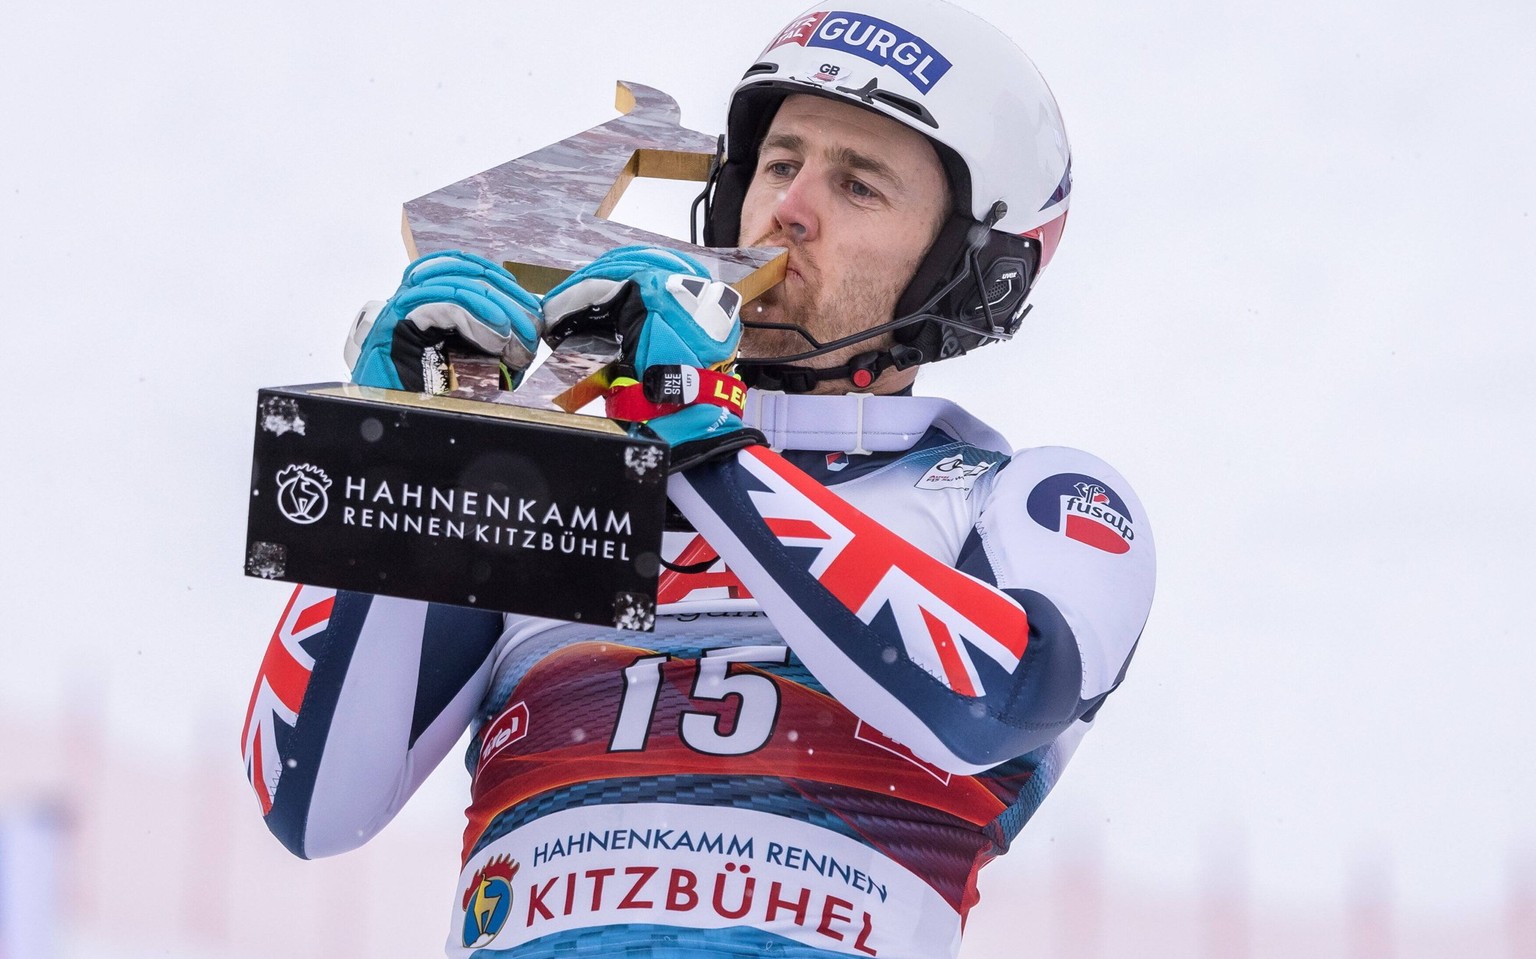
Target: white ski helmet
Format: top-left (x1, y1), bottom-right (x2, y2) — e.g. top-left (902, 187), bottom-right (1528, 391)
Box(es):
top-left (701, 0), bottom-right (1073, 391)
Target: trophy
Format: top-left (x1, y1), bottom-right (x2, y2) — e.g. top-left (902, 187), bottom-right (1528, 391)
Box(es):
top-left (245, 82), bottom-right (786, 631)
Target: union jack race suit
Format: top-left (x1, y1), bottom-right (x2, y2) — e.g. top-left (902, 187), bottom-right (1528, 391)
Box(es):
top-left (241, 389), bottom-right (1155, 958)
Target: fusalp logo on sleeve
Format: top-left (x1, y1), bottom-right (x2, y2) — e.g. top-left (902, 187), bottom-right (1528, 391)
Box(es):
top-left (1026, 473), bottom-right (1135, 554)
top-left (764, 11), bottom-right (954, 92)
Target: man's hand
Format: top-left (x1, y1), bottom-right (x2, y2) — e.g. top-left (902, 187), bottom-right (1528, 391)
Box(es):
top-left (543, 245), bottom-right (765, 472)
top-left (347, 251), bottom-right (544, 393)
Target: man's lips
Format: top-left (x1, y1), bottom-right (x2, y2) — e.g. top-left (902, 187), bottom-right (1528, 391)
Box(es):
top-left (754, 262), bottom-right (801, 308)
top-left (749, 238), bottom-right (805, 284)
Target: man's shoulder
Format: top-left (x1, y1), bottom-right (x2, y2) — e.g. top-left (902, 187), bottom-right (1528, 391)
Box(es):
top-left (994, 443), bottom-right (1140, 481)
top-left (974, 443), bottom-right (1155, 585)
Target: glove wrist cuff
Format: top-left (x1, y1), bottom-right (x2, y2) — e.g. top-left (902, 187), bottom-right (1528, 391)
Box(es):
top-left (604, 366), bottom-right (747, 423)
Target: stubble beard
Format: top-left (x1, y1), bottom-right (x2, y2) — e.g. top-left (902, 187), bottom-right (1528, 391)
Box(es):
top-left (738, 235), bottom-right (919, 371)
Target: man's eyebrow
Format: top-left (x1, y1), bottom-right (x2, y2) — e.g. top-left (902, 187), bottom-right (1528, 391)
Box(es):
top-left (760, 131), bottom-right (807, 155)
top-left (760, 132), bottom-right (903, 187)
top-left (830, 146), bottom-right (900, 185)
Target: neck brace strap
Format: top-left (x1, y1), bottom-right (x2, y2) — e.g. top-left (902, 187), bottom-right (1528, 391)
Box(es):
top-left (743, 389), bottom-right (1012, 455)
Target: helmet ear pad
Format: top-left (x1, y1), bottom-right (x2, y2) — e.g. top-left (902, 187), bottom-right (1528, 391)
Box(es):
top-left (702, 150), bottom-right (752, 248)
top-left (703, 86), bottom-right (789, 248)
top-left (893, 218), bottom-right (1041, 362)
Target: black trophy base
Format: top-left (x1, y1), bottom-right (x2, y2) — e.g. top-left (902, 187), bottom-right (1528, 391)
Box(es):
top-left (245, 384), bottom-right (668, 631)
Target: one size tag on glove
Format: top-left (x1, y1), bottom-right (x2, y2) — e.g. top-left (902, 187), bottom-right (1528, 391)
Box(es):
top-left (645, 366), bottom-right (701, 405)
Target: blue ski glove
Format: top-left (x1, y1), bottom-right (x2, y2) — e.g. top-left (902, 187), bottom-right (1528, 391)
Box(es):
top-left (543, 245), bottom-right (764, 473)
top-left (347, 251), bottom-right (544, 392)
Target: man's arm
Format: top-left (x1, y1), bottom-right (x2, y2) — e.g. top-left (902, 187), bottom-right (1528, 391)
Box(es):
top-left (240, 585), bottom-right (504, 858)
top-left (242, 252), bottom-right (542, 857)
top-left (667, 443), bottom-right (1155, 775)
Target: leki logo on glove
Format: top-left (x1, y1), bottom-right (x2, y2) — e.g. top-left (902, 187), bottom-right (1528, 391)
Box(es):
top-left (275, 465), bottom-right (332, 525)
top-left (1026, 473), bottom-right (1135, 554)
top-left (765, 11), bottom-right (953, 92)
top-left (462, 856), bottom-right (519, 948)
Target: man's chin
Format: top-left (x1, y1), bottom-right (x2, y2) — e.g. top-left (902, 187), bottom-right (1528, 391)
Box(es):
top-left (739, 284), bottom-right (825, 360)
top-left (739, 301), bottom-right (790, 349)
top-left (738, 330), bottom-right (787, 361)
top-left (739, 325), bottom-right (807, 362)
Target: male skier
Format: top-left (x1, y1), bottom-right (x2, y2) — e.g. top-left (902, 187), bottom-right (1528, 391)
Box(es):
top-left (241, 2), bottom-right (1155, 956)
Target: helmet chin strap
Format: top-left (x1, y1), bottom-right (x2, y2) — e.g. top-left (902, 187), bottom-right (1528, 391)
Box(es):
top-left (734, 297), bottom-right (950, 392)
top-left (737, 343), bottom-right (926, 393)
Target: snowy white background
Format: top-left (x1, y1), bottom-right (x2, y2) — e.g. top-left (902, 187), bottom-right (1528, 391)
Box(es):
top-left (2, 0), bottom-right (1533, 954)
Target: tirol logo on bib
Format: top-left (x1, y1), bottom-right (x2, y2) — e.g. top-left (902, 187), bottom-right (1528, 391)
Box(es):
top-left (765, 11), bottom-right (954, 93)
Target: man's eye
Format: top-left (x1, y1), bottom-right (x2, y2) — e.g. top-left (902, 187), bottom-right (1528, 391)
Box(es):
top-left (765, 161), bottom-right (797, 178)
top-left (847, 179), bottom-right (878, 200)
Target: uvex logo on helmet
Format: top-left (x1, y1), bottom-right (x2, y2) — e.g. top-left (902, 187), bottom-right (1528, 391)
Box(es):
top-left (764, 10), bottom-right (954, 93)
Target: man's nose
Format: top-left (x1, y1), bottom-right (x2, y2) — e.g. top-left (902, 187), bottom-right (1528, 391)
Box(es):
top-left (770, 172), bottom-right (821, 243)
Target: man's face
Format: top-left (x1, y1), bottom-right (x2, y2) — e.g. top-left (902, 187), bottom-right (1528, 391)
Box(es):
top-left (737, 94), bottom-right (949, 393)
